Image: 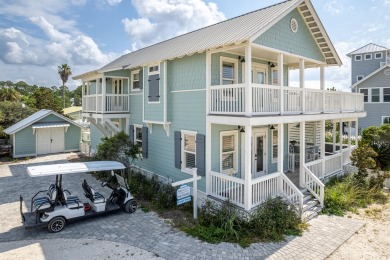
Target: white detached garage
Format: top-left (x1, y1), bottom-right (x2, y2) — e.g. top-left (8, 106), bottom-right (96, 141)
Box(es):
top-left (4, 109), bottom-right (82, 158)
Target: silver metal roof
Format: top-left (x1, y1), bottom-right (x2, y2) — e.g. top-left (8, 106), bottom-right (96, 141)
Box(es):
top-left (4, 109), bottom-right (81, 135)
top-left (347, 43), bottom-right (389, 57)
top-left (27, 161), bottom-right (126, 177)
top-left (99, 0), bottom-right (302, 72)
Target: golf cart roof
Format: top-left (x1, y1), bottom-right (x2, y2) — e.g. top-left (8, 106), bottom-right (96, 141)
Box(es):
top-left (27, 161), bottom-right (126, 177)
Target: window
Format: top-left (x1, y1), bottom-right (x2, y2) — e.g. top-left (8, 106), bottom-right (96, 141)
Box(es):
top-left (182, 131), bottom-right (196, 173)
top-left (365, 53), bottom-right (372, 60)
top-left (149, 65), bottom-right (159, 74)
top-left (112, 79), bottom-right (123, 94)
top-left (220, 57), bottom-right (237, 85)
top-left (371, 88), bottom-right (380, 102)
top-left (272, 68), bottom-right (278, 85)
top-left (356, 75), bottom-right (364, 81)
top-left (272, 129), bottom-right (278, 163)
top-left (131, 70), bottom-right (140, 91)
top-left (220, 131), bottom-right (237, 174)
top-left (134, 125), bottom-right (142, 147)
top-left (384, 88), bottom-right (390, 102)
top-left (383, 116), bottom-right (390, 124)
top-left (375, 52), bottom-right (383, 59)
top-left (355, 55), bottom-right (362, 61)
top-left (360, 89), bottom-right (368, 102)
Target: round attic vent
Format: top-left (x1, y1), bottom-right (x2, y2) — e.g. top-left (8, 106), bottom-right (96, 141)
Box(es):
top-left (385, 69), bottom-right (390, 76)
top-left (290, 18), bottom-right (298, 33)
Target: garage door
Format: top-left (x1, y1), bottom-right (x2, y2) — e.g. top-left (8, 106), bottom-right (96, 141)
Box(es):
top-left (37, 127), bottom-right (65, 155)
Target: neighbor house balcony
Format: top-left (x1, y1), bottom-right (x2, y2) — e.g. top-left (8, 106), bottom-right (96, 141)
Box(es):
top-left (209, 83), bottom-right (364, 116)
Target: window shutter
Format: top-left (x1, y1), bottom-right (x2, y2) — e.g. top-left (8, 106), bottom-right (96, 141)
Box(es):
top-left (139, 68), bottom-right (143, 90)
top-left (148, 74), bottom-right (160, 102)
top-left (129, 125), bottom-right (134, 144)
top-left (196, 134), bottom-right (205, 176)
top-left (142, 127), bottom-right (148, 158)
top-left (174, 131), bottom-right (181, 169)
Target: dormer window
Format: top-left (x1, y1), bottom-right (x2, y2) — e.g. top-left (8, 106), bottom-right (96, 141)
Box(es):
top-left (375, 52), bottom-right (382, 59)
top-left (365, 54), bottom-right (372, 60)
top-left (355, 55), bottom-right (362, 61)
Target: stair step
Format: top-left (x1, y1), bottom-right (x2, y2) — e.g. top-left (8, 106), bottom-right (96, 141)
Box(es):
top-left (303, 195), bottom-right (312, 203)
top-left (303, 199), bottom-right (318, 211)
top-left (302, 205), bottom-right (322, 222)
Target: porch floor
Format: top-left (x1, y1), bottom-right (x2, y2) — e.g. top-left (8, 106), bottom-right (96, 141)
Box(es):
top-left (285, 168), bottom-right (303, 189)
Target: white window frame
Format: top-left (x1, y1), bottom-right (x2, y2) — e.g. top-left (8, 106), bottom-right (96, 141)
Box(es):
top-left (131, 69), bottom-right (140, 92)
top-left (356, 75), bottom-right (364, 82)
top-left (355, 55), bottom-right (362, 61)
top-left (220, 57), bottom-right (238, 85)
top-left (371, 88), bottom-right (380, 102)
top-left (271, 67), bottom-right (279, 86)
top-left (375, 52), bottom-right (383, 59)
top-left (271, 129), bottom-right (278, 163)
top-left (181, 130), bottom-right (197, 175)
top-left (148, 63), bottom-right (159, 75)
top-left (365, 53), bottom-right (372, 60)
top-left (220, 130), bottom-right (238, 174)
top-left (382, 116), bottom-right (390, 124)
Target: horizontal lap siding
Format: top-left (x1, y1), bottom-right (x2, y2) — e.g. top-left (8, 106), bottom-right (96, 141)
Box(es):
top-left (356, 68), bottom-right (390, 88)
top-left (359, 103), bottom-right (390, 129)
top-left (15, 127), bottom-right (36, 156)
top-left (351, 53), bottom-right (386, 85)
top-left (65, 124), bottom-right (81, 151)
top-left (254, 8), bottom-right (324, 62)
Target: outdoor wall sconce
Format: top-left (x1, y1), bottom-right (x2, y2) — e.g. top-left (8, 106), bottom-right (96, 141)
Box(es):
top-left (269, 125), bottom-right (275, 130)
top-left (238, 56), bottom-right (245, 63)
top-left (238, 125), bottom-right (245, 132)
top-left (268, 62), bottom-right (276, 68)
top-left (295, 123), bottom-right (300, 128)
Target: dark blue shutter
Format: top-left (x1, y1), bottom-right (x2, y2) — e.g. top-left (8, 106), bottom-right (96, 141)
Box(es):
top-left (196, 134), bottom-right (205, 176)
top-left (129, 125), bottom-right (134, 144)
top-left (148, 74), bottom-right (160, 102)
top-left (174, 131), bottom-right (181, 169)
top-left (139, 68), bottom-right (143, 90)
top-left (142, 127), bottom-right (148, 158)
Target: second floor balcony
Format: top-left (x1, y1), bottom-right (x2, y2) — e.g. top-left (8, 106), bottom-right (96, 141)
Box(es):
top-left (209, 83), bottom-right (364, 116)
top-left (83, 94), bottom-right (129, 114)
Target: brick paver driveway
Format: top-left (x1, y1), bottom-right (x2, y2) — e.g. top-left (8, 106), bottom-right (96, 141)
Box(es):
top-left (0, 153), bottom-right (363, 259)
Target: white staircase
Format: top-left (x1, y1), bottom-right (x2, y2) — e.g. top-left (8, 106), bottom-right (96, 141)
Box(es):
top-left (301, 190), bottom-right (323, 221)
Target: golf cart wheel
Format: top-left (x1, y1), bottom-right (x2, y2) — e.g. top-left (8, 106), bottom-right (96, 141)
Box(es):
top-left (125, 200), bottom-right (137, 213)
top-left (48, 217), bottom-right (66, 233)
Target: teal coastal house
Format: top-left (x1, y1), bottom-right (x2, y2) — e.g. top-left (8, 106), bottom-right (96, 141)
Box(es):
top-left (73, 0), bottom-right (365, 218)
top-left (4, 109), bottom-right (82, 158)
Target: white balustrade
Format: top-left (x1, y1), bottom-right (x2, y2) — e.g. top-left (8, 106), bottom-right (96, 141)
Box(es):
top-left (210, 84), bottom-right (245, 114)
top-left (210, 171), bottom-right (245, 207)
top-left (280, 173), bottom-right (304, 210)
top-left (82, 95), bottom-right (97, 112)
top-left (252, 84), bottom-right (280, 114)
top-left (303, 166), bottom-right (324, 207)
top-left (325, 153), bottom-right (342, 176)
top-left (283, 87), bottom-right (302, 113)
top-left (105, 94), bottom-right (129, 113)
top-left (306, 159), bottom-right (323, 179)
top-left (251, 172), bottom-right (280, 207)
top-left (304, 89), bottom-right (323, 113)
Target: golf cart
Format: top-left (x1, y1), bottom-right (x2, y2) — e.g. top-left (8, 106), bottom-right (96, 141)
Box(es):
top-left (20, 161), bottom-right (137, 233)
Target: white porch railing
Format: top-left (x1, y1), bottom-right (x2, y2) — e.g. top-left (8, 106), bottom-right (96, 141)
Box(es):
top-left (251, 172), bottom-right (280, 207)
top-left (209, 84), bottom-right (364, 115)
top-left (210, 171), bottom-right (245, 207)
top-left (82, 94), bottom-right (129, 113)
top-left (303, 165), bottom-right (324, 207)
top-left (325, 153), bottom-right (342, 175)
top-left (280, 172), bottom-right (304, 210)
top-left (210, 84), bottom-right (245, 114)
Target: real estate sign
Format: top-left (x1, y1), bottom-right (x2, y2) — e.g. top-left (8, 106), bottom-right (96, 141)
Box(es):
top-left (176, 184), bottom-right (191, 205)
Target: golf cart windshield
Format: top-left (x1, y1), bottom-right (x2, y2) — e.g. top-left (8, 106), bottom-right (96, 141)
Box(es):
top-left (27, 161), bottom-right (126, 177)
top-left (115, 173), bottom-right (128, 190)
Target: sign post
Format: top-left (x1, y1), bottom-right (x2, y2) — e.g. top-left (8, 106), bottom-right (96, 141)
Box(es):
top-left (172, 168), bottom-right (201, 219)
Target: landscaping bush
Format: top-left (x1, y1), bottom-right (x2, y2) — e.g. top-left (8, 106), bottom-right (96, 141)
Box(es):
top-left (183, 197), bottom-right (303, 247)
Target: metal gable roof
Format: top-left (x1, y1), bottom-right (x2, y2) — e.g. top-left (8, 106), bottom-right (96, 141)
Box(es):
top-left (98, 0), bottom-right (302, 72)
top-left (4, 109), bottom-right (82, 135)
top-left (347, 43), bottom-right (389, 57)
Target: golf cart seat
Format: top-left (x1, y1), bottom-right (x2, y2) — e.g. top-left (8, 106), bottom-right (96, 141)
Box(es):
top-left (32, 184), bottom-right (57, 211)
top-left (63, 192), bottom-right (83, 209)
top-left (82, 179), bottom-right (105, 203)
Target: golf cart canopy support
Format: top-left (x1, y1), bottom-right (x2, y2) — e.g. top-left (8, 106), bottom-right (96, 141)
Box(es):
top-left (27, 161), bottom-right (126, 177)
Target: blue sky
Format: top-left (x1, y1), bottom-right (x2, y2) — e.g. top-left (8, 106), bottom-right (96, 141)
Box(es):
top-left (0, 0), bottom-right (389, 90)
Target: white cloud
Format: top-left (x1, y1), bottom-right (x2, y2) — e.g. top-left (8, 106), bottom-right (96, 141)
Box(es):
top-left (123, 0), bottom-right (225, 50)
top-left (384, 0), bottom-right (390, 6)
top-left (106, 0), bottom-right (122, 5)
top-left (324, 0), bottom-right (342, 15)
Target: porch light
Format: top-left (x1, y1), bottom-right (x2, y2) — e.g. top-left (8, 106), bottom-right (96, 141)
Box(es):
top-left (269, 125), bottom-right (275, 130)
top-left (238, 56), bottom-right (245, 63)
top-left (238, 126), bottom-right (245, 132)
top-left (268, 62), bottom-right (276, 68)
top-left (295, 123), bottom-right (300, 128)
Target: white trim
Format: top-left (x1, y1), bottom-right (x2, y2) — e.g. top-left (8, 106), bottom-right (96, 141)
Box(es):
top-left (148, 63), bottom-right (160, 75)
top-left (171, 89), bottom-right (206, 93)
top-left (64, 149), bottom-right (80, 152)
top-left (163, 61), bottom-right (167, 123)
top-left (364, 53), bottom-right (372, 60)
top-left (382, 116), bottom-right (390, 124)
top-left (220, 57), bottom-right (238, 85)
top-left (219, 130), bottom-right (238, 174)
top-left (181, 130), bottom-right (197, 175)
top-left (130, 69), bottom-right (141, 92)
top-left (13, 134), bottom-right (15, 158)
top-left (241, 62), bottom-right (268, 84)
top-left (129, 93), bottom-right (143, 96)
top-left (142, 66), bottom-right (145, 122)
top-left (359, 87), bottom-right (390, 103)
top-left (375, 52), bottom-right (383, 59)
top-left (355, 54), bottom-right (362, 61)
top-left (252, 128), bottom-right (267, 176)
top-left (271, 129), bottom-right (278, 163)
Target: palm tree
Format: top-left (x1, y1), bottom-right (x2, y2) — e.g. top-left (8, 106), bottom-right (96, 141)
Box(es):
top-left (58, 64), bottom-right (72, 108)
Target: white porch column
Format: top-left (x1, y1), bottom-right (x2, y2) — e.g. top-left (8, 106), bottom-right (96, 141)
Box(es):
top-left (348, 121), bottom-right (352, 147)
top-left (102, 76), bottom-right (106, 113)
top-left (355, 119), bottom-right (359, 147)
top-left (82, 81), bottom-right (85, 111)
top-left (332, 121), bottom-right (336, 153)
top-left (205, 50), bottom-right (211, 195)
top-left (245, 44), bottom-right (252, 116)
top-left (244, 125), bottom-right (252, 211)
top-left (299, 59), bottom-right (305, 113)
top-left (320, 120), bottom-right (326, 178)
top-left (278, 53), bottom-right (284, 115)
top-left (125, 118), bottom-right (130, 134)
top-left (320, 65), bottom-right (325, 112)
top-left (96, 79), bottom-right (100, 113)
top-left (340, 119), bottom-right (343, 168)
top-left (299, 121), bottom-right (305, 187)
top-left (277, 123), bottom-right (284, 173)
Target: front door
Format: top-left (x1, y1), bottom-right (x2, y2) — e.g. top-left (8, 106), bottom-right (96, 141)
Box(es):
top-left (253, 130), bottom-right (267, 178)
top-left (252, 66), bottom-right (267, 84)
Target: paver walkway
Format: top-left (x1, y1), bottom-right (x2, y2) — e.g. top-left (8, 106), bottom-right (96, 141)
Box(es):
top-left (0, 153), bottom-right (363, 259)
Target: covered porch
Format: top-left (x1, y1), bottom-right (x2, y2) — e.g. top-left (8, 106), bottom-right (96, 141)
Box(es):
top-left (205, 118), bottom-right (359, 212)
